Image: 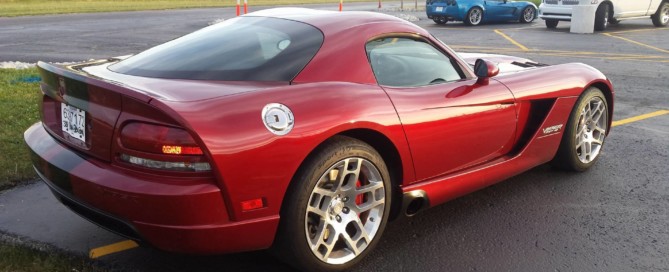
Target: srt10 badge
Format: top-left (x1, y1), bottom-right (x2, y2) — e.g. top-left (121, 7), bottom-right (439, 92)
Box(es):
top-left (542, 124), bottom-right (564, 135)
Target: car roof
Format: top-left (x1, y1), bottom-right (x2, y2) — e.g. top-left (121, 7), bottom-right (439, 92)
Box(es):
top-left (245, 7), bottom-right (423, 35)
top-left (244, 8), bottom-right (435, 84)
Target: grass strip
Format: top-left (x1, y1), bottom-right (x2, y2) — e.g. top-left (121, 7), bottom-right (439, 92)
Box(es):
top-left (0, 232), bottom-right (107, 272)
top-left (1, 0), bottom-right (371, 17)
top-left (0, 68), bottom-right (41, 190)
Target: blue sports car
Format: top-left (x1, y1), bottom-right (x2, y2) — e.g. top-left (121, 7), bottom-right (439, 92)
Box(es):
top-left (426, 0), bottom-right (538, 26)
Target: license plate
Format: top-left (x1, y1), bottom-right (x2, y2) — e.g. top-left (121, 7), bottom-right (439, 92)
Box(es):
top-left (435, 7), bottom-right (444, 12)
top-left (61, 103), bottom-right (86, 142)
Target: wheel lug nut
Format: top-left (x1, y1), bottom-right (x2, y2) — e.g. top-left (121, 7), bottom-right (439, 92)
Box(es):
top-left (343, 207), bottom-right (349, 213)
top-left (336, 215), bottom-right (342, 222)
top-left (342, 197), bottom-right (349, 202)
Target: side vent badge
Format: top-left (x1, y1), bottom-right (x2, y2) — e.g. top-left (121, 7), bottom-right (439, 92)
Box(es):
top-left (262, 103), bottom-right (294, 136)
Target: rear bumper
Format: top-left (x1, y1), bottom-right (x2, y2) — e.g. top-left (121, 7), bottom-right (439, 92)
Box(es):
top-left (426, 4), bottom-right (464, 21)
top-left (24, 122), bottom-right (279, 254)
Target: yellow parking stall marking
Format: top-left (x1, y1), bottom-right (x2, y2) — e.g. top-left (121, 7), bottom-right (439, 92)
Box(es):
top-left (451, 44), bottom-right (669, 63)
top-left (602, 33), bottom-right (669, 54)
top-left (89, 240), bottom-right (139, 259)
top-left (606, 28), bottom-right (669, 35)
top-left (494, 29), bottom-right (529, 51)
top-left (612, 110), bottom-right (669, 127)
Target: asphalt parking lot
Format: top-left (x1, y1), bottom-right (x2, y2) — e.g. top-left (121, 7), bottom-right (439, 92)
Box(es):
top-left (1, 2), bottom-right (668, 271)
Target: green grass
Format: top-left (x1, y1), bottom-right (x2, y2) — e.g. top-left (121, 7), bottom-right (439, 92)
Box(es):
top-left (0, 68), bottom-right (41, 190)
top-left (0, 242), bottom-right (103, 272)
top-left (0, 0), bottom-right (371, 17)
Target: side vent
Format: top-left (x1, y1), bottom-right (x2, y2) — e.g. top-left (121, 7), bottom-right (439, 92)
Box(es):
top-left (511, 99), bottom-right (556, 154)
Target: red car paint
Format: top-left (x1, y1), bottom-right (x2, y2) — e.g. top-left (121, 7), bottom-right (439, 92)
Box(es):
top-left (24, 8), bottom-right (613, 254)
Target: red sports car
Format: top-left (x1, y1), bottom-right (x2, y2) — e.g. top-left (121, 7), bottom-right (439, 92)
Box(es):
top-left (24, 8), bottom-right (613, 271)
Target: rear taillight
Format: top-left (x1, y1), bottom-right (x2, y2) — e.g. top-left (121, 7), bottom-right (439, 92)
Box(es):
top-left (118, 122), bottom-right (211, 172)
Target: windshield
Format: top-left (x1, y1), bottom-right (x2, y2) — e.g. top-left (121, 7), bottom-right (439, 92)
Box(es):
top-left (109, 17), bottom-right (323, 81)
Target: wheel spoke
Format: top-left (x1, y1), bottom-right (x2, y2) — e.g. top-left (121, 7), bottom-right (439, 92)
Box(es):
top-left (342, 231), bottom-right (363, 256)
top-left (352, 217), bottom-right (371, 243)
top-left (592, 138), bottom-right (603, 145)
top-left (592, 102), bottom-right (605, 123)
top-left (575, 135), bottom-right (584, 149)
top-left (356, 198), bottom-right (384, 214)
top-left (313, 186), bottom-right (336, 198)
top-left (307, 205), bottom-right (327, 218)
top-left (356, 182), bottom-right (383, 195)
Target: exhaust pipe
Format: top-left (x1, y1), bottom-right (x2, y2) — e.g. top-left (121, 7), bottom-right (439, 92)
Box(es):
top-left (402, 190), bottom-right (430, 217)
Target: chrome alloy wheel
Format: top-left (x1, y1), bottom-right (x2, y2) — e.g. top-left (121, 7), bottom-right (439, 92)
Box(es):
top-left (305, 158), bottom-right (385, 265)
top-left (523, 7), bottom-right (535, 22)
top-left (662, 5), bottom-right (669, 25)
top-left (469, 8), bottom-right (482, 25)
top-left (575, 96), bottom-right (607, 163)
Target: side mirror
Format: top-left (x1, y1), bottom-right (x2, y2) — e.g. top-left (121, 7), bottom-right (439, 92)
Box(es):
top-left (474, 59), bottom-right (499, 85)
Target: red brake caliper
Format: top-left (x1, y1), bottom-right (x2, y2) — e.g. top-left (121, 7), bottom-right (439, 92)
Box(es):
top-left (355, 180), bottom-right (364, 205)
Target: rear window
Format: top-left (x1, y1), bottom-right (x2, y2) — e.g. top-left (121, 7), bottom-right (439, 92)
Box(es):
top-left (109, 17), bottom-right (323, 81)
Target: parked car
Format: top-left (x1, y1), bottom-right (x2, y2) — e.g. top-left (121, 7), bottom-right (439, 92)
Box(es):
top-left (426, 0), bottom-right (538, 25)
top-left (25, 7), bottom-right (614, 272)
top-left (539, 0), bottom-right (669, 30)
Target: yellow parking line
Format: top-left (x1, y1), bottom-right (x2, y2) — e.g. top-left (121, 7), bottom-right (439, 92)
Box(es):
top-left (494, 29), bottom-right (529, 51)
top-left (612, 110), bottom-right (669, 127)
top-left (89, 240), bottom-right (139, 259)
top-left (606, 28), bottom-right (669, 35)
top-left (602, 33), bottom-right (669, 54)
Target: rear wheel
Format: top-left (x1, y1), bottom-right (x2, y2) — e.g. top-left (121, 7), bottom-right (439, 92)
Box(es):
top-left (594, 3), bottom-right (610, 31)
top-left (552, 87), bottom-right (609, 172)
top-left (273, 136), bottom-right (391, 271)
top-left (545, 19), bottom-right (559, 28)
top-left (465, 7), bottom-right (483, 26)
top-left (433, 16), bottom-right (448, 25)
top-left (520, 6), bottom-right (536, 23)
top-left (652, 1), bottom-right (669, 27)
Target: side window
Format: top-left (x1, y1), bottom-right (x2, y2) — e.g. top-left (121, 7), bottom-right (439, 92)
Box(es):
top-left (366, 37), bottom-right (464, 87)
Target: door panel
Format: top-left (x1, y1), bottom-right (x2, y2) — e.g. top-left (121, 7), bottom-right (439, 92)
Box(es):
top-left (384, 80), bottom-right (517, 181)
top-left (366, 37), bottom-right (517, 181)
top-left (615, 0), bottom-right (652, 17)
top-left (485, 0), bottom-right (516, 20)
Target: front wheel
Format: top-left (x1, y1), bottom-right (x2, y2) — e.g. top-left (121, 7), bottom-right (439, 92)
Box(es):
top-left (545, 19), bottom-right (559, 28)
top-left (552, 87), bottom-right (609, 172)
top-left (273, 136), bottom-right (392, 271)
top-left (520, 6), bottom-right (536, 23)
top-left (464, 7), bottom-right (483, 26)
top-left (652, 1), bottom-right (669, 27)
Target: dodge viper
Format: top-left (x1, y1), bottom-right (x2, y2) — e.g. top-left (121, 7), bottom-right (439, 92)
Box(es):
top-left (427, 0), bottom-right (538, 25)
top-left (24, 8), bottom-right (613, 271)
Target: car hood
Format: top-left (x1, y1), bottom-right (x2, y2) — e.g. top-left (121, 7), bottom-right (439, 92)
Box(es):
top-left (458, 52), bottom-right (549, 74)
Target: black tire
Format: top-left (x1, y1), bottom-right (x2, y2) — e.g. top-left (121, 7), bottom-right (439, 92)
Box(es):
top-left (520, 6), bottom-right (536, 23)
top-left (272, 136), bottom-right (392, 271)
top-left (552, 87), bottom-right (609, 172)
top-left (433, 16), bottom-right (447, 25)
top-left (594, 3), bottom-right (610, 31)
top-left (545, 19), bottom-right (559, 28)
top-left (464, 7), bottom-right (483, 26)
top-left (651, 1), bottom-right (669, 27)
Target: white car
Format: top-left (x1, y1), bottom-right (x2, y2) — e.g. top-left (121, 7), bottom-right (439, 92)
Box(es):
top-left (539, 0), bottom-right (669, 30)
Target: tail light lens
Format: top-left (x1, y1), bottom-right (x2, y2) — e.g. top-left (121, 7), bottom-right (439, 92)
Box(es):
top-left (118, 122), bottom-right (211, 172)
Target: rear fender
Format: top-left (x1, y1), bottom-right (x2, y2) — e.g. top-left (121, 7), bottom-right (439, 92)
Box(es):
top-left (162, 82), bottom-right (413, 221)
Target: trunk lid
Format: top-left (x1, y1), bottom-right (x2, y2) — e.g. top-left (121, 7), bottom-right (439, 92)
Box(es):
top-left (37, 60), bottom-right (286, 162)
